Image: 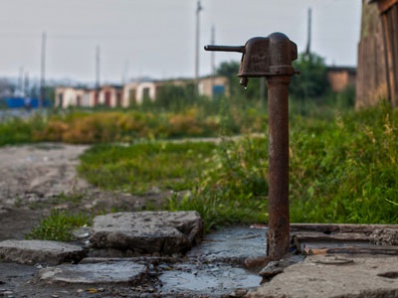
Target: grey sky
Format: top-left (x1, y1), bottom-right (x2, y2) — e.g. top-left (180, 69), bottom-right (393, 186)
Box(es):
top-left (0, 0), bottom-right (361, 84)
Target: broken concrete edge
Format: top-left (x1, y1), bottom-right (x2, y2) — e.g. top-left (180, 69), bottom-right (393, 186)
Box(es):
top-left (0, 240), bottom-right (87, 265)
top-left (89, 232), bottom-right (194, 254)
top-left (290, 223), bottom-right (398, 234)
top-left (79, 256), bottom-right (184, 265)
top-left (89, 211), bottom-right (204, 255)
top-left (246, 254), bottom-right (398, 298)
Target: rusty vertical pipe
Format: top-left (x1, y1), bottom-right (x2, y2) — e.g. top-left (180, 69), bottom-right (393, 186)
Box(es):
top-left (204, 33), bottom-right (297, 260)
top-left (266, 75), bottom-right (290, 260)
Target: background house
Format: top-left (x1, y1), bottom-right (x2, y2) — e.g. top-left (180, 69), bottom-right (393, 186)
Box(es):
top-left (198, 76), bottom-right (229, 98)
top-left (326, 66), bottom-right (356, 93)
top-left (98, 85), bottom-right (123, 107)
top-left (55, 87), bottom-right (87, 108)
top-left (56, 76), bottom-right (229, 109)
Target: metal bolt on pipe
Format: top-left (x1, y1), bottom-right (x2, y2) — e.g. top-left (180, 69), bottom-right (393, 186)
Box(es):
top-left (205, 32), bottom-right (298, 260)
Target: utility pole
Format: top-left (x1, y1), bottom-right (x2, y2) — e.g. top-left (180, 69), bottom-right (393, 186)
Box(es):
top-left (122, 60), bottom-right (129, 85)
top-left (95, 45), bottom-right (101, 106)
top-left (211, 25), bottom-right (215, 99)
top-left (305, 8), bottom-right (312, 56)
top-left (24, 72), bottom-right (29, 97)
top-left (96, 45), bottom-right (100, 89)
top-left (195, 0), bottom-right (203, 95)
top-left (18, 67), bottom-right (23, 95)
top-left (39, 31), bottom-right (46, 109)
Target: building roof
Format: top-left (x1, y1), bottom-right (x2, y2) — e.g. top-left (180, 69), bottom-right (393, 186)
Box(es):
top-left (326, 66), bottom-right (357, 74)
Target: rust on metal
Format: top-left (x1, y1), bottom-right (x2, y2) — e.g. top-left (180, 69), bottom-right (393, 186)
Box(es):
top-left (205, 32), bottom-right (297, 260)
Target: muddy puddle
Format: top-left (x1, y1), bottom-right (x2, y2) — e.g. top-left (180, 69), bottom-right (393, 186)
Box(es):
top-left (158, 226), bottom-right (266, 296)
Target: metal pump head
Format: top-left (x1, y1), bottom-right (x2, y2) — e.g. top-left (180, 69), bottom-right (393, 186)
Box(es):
top-left (205, 32), bottom-right (298, 88)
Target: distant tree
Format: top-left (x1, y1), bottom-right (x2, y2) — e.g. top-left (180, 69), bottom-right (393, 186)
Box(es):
top-left (156, 83), bottom-right (195, 110)
top-left (45, 86), bottom-right (55, 103)
top-left (289, 52), bottom-right (330, 99)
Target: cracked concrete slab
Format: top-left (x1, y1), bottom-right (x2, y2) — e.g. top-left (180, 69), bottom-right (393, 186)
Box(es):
top-left (36, 261), bottom-right (147, 284)
top-left (187, 226), bottom-right (266, 263)
top-left (89, 211), bottom-right (204, 255)
top-left (247, 254), bottom-right (398, 298)
top-left (0, 240), bottom-right (85, 265)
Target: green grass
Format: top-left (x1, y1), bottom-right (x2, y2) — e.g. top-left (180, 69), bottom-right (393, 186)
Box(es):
top-left (25, 210), bottom-right (92, 242)
top-left (0, 112), bottom-right (46, 146)
top-left (76, 102), bottom-right (398, 232)
top-left (289, 102), bottom-right (398, 224)
top-left (78, 141), bottom-right (218, 194)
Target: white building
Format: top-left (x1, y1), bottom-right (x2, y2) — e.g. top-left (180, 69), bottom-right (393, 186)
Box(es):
top-left (55, 76), bottom-right (229, 108)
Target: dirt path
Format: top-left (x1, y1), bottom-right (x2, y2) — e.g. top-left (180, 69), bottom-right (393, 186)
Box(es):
top-left (0, 143), bottom-right (170, 241)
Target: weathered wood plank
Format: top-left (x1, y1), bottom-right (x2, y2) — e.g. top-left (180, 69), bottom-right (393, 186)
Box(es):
top-left (304, 245), bottom-right (398, 256)
top-left (293, 232), bottom-right (371, 242)
top-left (377, 0), bottom-right (398, 13)
top-left (290, 223), bottom-right (398, 234)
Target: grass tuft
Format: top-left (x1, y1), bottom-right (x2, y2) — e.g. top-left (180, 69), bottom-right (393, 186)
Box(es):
top-left (25, 210), bottom-right (92, 242)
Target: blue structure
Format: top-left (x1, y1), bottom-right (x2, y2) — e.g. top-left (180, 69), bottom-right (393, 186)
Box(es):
top-left (213, 85), bottom-right (225, 97)
top-left (2, 97), bottom-right (51, 109)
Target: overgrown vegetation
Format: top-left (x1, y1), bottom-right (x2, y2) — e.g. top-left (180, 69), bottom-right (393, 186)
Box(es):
top-left (8, 54), bottom-right (395, 237)
top-left (25, 210), bottom-right (91, 242)
top-left (75, 102), bottom-right (398, 232)
top-left (0, 98), bottom-right (266, 145)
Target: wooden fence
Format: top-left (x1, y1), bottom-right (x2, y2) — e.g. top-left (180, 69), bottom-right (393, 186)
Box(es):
top-left (356, 0), bottom-right (398, 108)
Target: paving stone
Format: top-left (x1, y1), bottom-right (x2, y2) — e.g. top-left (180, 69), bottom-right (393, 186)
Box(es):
top-left (89, 211), bottom-right (204, 255)
top-left (0, 240), bottom-right (85, 265)
top-left (37, 261), bottom-right (147, 284)
top-left (247, 254), bottom-right (398, 298)
top-left (187, 226), bottom-right (266, 263)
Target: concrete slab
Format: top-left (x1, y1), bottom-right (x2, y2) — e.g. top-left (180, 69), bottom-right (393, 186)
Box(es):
top-left (247, 254), bottom-right (398, 298)
top-left (0, 240), bottom-right (85, 265)
top-left (187, 226), bottom-right (266, 263)
top-left (89, 211), bottom-right (204, 255)
top-left (37, 261), bottom-right (147, 284)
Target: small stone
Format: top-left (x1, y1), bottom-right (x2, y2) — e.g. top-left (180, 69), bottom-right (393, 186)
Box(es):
top-left (229, 288), bottom-right (248, 297)
top-left (370, 229), bottom-right (398, 246)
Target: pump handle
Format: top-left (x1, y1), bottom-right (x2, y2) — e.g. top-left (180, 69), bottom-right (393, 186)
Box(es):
top-left (204, 45), bottom-right (245, 53)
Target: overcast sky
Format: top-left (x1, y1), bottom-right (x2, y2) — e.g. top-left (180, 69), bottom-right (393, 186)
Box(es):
top-left (0, 0), bottom-right (362, 84)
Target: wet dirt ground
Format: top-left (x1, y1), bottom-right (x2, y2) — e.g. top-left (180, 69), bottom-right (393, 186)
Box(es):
top-left (0, 143), bottom-right (171, 240)
top-left (0, 227), bottom-right (265, 297)
top-left (0, 143), bottom-right (266, 297)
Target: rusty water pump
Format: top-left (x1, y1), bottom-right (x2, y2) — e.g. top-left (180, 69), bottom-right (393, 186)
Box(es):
top-left (205, 32), bottom-right (298, 260)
